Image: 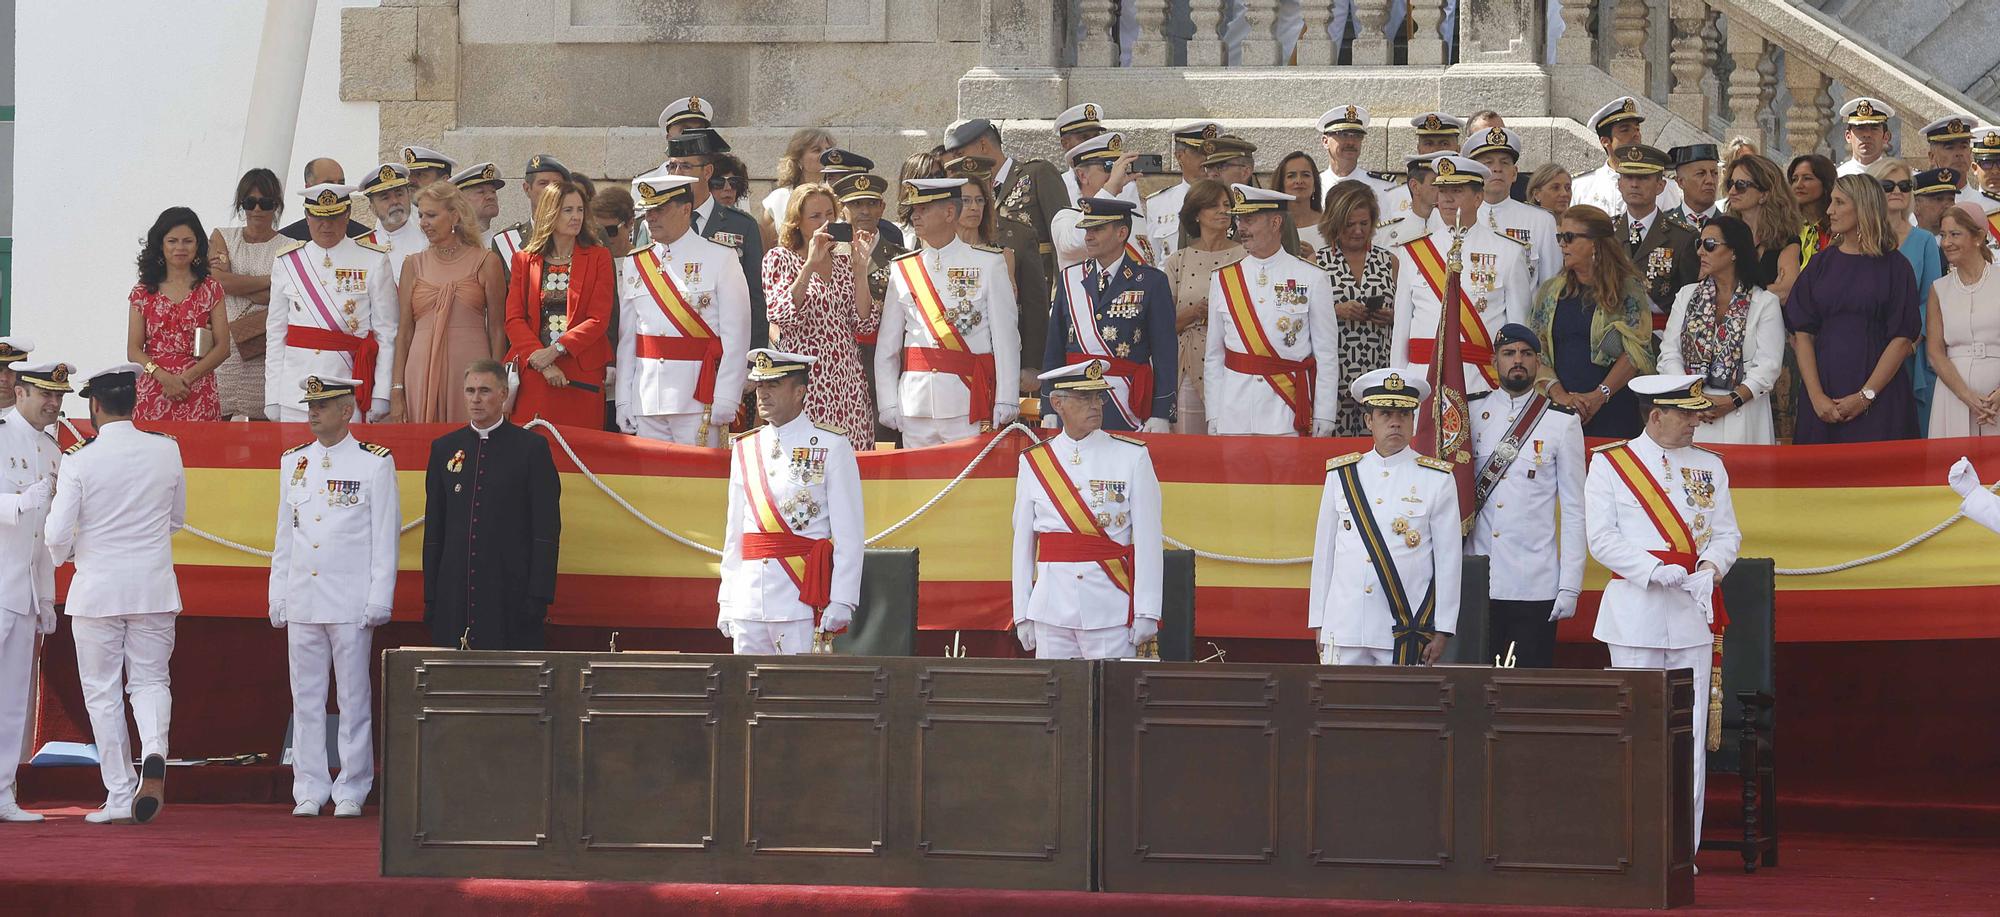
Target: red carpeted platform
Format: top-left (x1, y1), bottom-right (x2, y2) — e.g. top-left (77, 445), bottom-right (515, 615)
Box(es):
top-left (0, 805), bottom-right (1994, 916)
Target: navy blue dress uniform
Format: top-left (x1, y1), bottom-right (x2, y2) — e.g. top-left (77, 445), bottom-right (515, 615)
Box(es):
top-left (671, 129), bottom-right (771, 350)
top-left (1040, 199), bottom-right (1177, 432)
top-left (421, 416), bottom-right (562, 650)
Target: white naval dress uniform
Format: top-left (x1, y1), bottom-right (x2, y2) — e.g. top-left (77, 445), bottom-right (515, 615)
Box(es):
top-left (1144, 180), bottom-right (1191, 260)
top-left (1061, 169), bottom-right (1143, 209)
top-left (1201, 248), bottom-right (1341, 435)
top-left (266, 238), bottom-right (399, 422)
top-left (1010, 430), bottom-right (1163, 659)
top-left (1571, 162), bottom-right (1683, 217)
top-left (1586, 432), bottom-right (1741, 846)
top-left (1372, 183), bottom-right (1418, 248)
top-left (0, 407), bottom-right (60, 811)
top-left (1320, 166), bottom-right (1399, 207)
top-left (1486, 197), bottom-right (1561, 290)
top-left (1390, 211), bottom-right (1532, 395)
top-left (1051, 194), bottom-right (1154, 272)
top-left (1468, 390), bottom-right (1585, 599)
top-left (875, 239), bottom-right (1021, 447)
top-left (1307, 447), bottom-right (1463, 664)
top-left (615, 230), bottom-right (753, 447)
top-left (43, 421), bottom-right (185, 811)
top-left (364, 218), bottom-right (429, 284)
top-left (717, 413), bottom-right (863, 654)
top-left (268, 434), bottom-right (399, 809)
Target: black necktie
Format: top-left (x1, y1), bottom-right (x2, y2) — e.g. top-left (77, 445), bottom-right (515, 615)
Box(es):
top-left (691, 210), bottom-right (703, 235)
top-left (1628, 217), bottom-right (1644, 251)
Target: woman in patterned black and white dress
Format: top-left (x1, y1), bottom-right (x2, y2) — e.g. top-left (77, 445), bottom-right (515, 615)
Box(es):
top-left (1314, 180), bottom-right (1397, 437)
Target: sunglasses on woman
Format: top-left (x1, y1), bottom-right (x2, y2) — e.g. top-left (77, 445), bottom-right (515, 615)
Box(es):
top-left (708, 176), bottom-right (749, 193)
top-left (1725, 179), bottom-right (1762, 193)
top-left (240, 197), bottom-right (279, 211)
top-left (1879, 179), bottom-right (1913, 193)
top-left (1554, 232), bottom-right (1600, 244)
top-left (1698, 238), bottom-right (1725, 252)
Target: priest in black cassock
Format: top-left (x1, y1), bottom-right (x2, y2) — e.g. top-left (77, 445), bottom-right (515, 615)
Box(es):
top-left (422, 360), bottom-right (562, 649)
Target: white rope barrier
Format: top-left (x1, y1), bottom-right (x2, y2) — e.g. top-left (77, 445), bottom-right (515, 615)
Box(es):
top-left (55, 416), bottom-right (1996, 576)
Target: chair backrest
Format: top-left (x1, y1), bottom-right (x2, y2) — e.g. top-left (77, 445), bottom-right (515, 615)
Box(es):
top-left (831, 548), bottom-right (919, 657)
top-left (1710, 557), bottom-right (1775, 772)
top-left (1158, 549), bottom-right (1196, 662)
top-left (1447, 555), bottom-right (1492, 666)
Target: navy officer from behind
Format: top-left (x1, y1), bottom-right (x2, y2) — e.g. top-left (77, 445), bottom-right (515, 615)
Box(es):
top-left (268, 376), bottom-right (399, 819)
top-left (1308, 367), bottom-right (1462, 666)
top-left (1041, 197), bottom-right (1177, 433)
top-left (1011, 360), bottom-right (1163, 660)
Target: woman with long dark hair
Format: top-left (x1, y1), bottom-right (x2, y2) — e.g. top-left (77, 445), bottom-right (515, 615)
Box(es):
top-left (1657, 215), bottom-right (1787, 444)
top-left (1530, 205), bottom-right (1656, 438)
top-left (503, 179), bottom-right (614, 426)
top-left (128, 207), bottom-right (230, 421)
top-left (208, 168), bottom-right (283, 419)
top-left (1272, 151), bottom-right (1325, 255)
top-left (1789, 153), bottom-right (1838, 269)
top-left (1785, 175), bottom-right (1921, 443)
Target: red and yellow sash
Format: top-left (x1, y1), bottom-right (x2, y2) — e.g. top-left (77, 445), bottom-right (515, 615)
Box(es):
top-left (894, 254), bottom-right (970, 353)
top-left (1123, 236), bottom-right (1152, 266)
top-left (895, 254), bottom-right (997, 415)
top-left (1022, 443), bottom-right (1135, 611)
top-left (1986, 211), bottom-right (2000, 247)
top-left (737, 435), bottom-right (833, 609)
top-left (634, 249), bottom-right (723, 403)
top-left (1217, 262), bottom-right (1312, 431)
top-left (1405, 237), bottom-right (1500, 386)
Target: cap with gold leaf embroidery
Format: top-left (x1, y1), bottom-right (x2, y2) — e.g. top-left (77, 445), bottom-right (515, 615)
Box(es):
top-left (298, 375), bottom-right (362, 403)
top-left (631, 168), bottom-right (697, 212)
top-left (1039, 359), bottom-right (1114, 392)
top-left (1923, 115), bottom-right (1976, 144)
top-left (1630, 373), bottom-right (1713, 410)
top-left (299, 183), bottom-right (356, 218)
top-left (1200, 134), bottom-right (1258, 167)
top-left (450, 161), bottom-right (506, 191)
top-left (746, 348), bottom-right (815, 382)
top-left (1590, 97), bottom-right (1644, 134)
top-left (1838, 97), bottom-right (1893, 126)
top-left (1429, 156), bottom-right (1490, 187)
top-left (1351, 367), bottom-right (1430, 409)
top-left (1223, 183), bottom-right (1291, 215)
top-left (358, 163), bottom-right (410, 196)
top-left (1056, 103), bottom-right (1106, 137)
top-left (0, 337), bottom-right (32, 364)
top-left (1460, 127), bottom-right (1521, 161)
top-left (658, 97), bottom-right (715, 133)
top-left (1067, 131), bottom-right (1125, 167)
top-left (1411, 112), bottom-right (1464, 137)
top-left (1319, 105), bottom-right (1369, 135)
top-left (14, 361), bottom-right (72, 393)
top-left (902, 178), bottom-right (966, 206)
top-left (400, 145), bottom-right (457, 175)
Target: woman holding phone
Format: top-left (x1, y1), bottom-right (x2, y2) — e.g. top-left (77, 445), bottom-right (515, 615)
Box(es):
top-left (1313, 180), bottom-right (1396, 436)
top-left (761, 182), bottom-right (881, 450)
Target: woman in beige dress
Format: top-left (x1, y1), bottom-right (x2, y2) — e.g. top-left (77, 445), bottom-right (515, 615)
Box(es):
top-left (208, 168), bottom-right (284, 419)
top-left (1158, 180), bottom-right (1243, 433)
top-left (1926, 206), bottom-right (2000, 437)
top-left (390, 182), bottom-right (506, 423)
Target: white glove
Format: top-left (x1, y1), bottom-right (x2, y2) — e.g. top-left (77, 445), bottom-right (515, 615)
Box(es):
top-left (878, 404), bottom-right (902, 431)
top-left (616, 403), bottom-right (637, 434)
top-left (1130, 616), bottom-right (1160, 647)
top-left (1648, 563), bottom-right (1688, 589)
top-left (1682, 568), bottom-right (1717, 625)
top-left (818, 602), bottom-right (854, 634)
top-left (364, 604), bottom-right (392, 628)
top-left (993, 401), bottom-right (1020, 426)
top-left (1311, 420), bottom-right (1336, 437)
top-left (1014, 621), bottom-right (1036, 653)
top-left (265, 404), bottom-right (283, 422)
top-left (1140, 417), bottom-right (1171, 433)
top-left (269, 603), bottom-right (287, 629)
top-left (367, 398), bottom-right (390, 423)
top-left (717, 618), bottom-right (736, 640)
top-left (35, 603), bottom-right (57, 636)
top-left (1549, 590), bottom-right (1579, 623)
top-left (1041, 413), bottom-right (1061, 430)
top-left (1207, 420), bottom-right (1221, 435)
top-left (1949, 456), bottom-right (1981, 498)
top-left (711, 401), bottom-right (739, 426)
top-left (18, 477), bottom-right (53, 514)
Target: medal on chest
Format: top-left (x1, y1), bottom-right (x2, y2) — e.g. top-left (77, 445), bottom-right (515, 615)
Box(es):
top-left (681, 261), bottom-right (702, 288)
top-left (778, 489), bottom-right (822, 530)
top-left (1468, 252), bottom-right (1496, 289)
top-left (291, 455), bottom-right (309, 486)
top-left (945, 266), bottom-right (984, 330)
top-left (447, 449), bottom-right (465, 473)
top-left (789, 445), bottom-right (828, 485)
top-left (1679, 467), bottom-right (1715, 509)
top-left (325, 479), bottom-right (361, 507)
top-left (1389, 513), bottom-right (1422, 548)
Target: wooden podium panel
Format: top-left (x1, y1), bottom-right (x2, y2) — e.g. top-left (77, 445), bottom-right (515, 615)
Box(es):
top-left (382, 651), bottom-right (1094, 889)
top-left (1098, 662), bottom-right (1695, 908)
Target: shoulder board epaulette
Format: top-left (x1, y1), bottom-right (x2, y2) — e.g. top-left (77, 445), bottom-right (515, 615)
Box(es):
top-left (1546, 400), bottom-right (1578, 415)
top-left (1590, 439), bottom-right (1629, 454)
top-left (971, 243), bottom-right (1005, 254)
top-left (813, 422), bottom-right (848, 437)
top-left (730, 427), bottom-right (760, 443)
top-left (1325, 452), bottom-right (1363, 471)
top-left (145, 430), bottom-right (176, 440)
top-left (1023, 438), bottom-right (1055, 456)
top-left (1368, 170), bottom-right (1405, 182)
top-left (1376, 217), bottom-right (1398, 229)
top-left (64, 438), bottom-right (92, 455)
top-left (1416, 455), bottom-right (1453, 472)
top-left (706, 235), bottom-right (742, 249)
top-left (354, 237), bottom-right (390, 253)
top-left (627, 243), bottom-right (651, 257)
top-left (1982, 190), bottom-right (2000, 203)
top-left (1143, 185), bottom-right (1173, 200)
top-left (891, 249), bottom-right (923, 262)
top-left (359, 441), bottom-right (392, 458)
top-left (282, 441), bottom-right (311, 456)
top-left (1690, 444), bottom-right (1722, 457)
top-left (1467, 390), bottom-right (1492, 402)
top-left (1109, 433), bottom-right (1147, 447)
top-left (275, 239), bottom-right (308, 257)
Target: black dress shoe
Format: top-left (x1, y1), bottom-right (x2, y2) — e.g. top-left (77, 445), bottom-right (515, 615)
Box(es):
top-left (134, 754), bottom-right (167, 824)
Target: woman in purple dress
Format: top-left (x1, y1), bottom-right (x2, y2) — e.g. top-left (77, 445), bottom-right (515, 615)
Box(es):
top-left (1784, 174), bottom-right (1920, 443)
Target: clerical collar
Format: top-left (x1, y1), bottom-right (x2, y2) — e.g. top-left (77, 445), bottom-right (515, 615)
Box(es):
top-left (472, 418), bottom-right (504, 440)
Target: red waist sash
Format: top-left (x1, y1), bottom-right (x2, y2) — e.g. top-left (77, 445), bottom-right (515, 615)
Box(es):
top-left (636, 334), bottom-right (723, 404)
top-left (1035, 531), bottom-right (1133, 564)
top-left (742, 532), bottom-right (834, 610)
top-left (1222, 349), bottom-right (1313, 433)
top-left (286, 325), bottom-right (380, 406)
top-left (904, 347), bottom-right (997, 419)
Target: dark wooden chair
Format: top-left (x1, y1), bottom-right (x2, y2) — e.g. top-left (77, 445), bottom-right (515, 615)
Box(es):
top-left (1446, 555), bottom-right (1491, 666)
top-left (1705, 557), bottom-right (1777, 872)
top-left (830, 548), bottom-right (919, 657)
top-left (1157, 549), bottom-right (1196, 662)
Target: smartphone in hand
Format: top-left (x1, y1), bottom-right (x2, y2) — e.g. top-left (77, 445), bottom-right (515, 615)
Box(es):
top-left (827, 221), bottom-right (854, 243)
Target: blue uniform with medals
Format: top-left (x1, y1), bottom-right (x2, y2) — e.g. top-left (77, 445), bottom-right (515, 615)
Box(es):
top-left (1040, 255), bottom-right (1178, 431)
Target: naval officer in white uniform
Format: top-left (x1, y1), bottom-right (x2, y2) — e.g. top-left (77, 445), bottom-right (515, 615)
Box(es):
top-left (1390, 156), bottom-right (1532, 396)
top-left (359, 163), bottom-right (428, 282)
top-left (1202, 184), bottom-right (1340, 436)
top-left (0, 362), bottom-right (68, 823)
top-left (1142, 120), bottom-right (1221, 260)
top-left (265, 184), bottom-right (398, 423)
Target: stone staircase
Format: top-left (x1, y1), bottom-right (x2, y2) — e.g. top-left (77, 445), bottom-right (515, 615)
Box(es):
top-left (1813, 0), bottom-right (2000, 110)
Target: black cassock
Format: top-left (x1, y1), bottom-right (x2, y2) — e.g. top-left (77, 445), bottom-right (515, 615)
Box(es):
top-left (422, 422), bottom-right (561, 649)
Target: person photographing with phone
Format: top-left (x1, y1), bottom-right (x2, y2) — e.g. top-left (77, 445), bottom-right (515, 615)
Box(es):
top-left (759, 182), bottom-right (881, 451)
top-left (1051, 132), bottom-right (1144, 271)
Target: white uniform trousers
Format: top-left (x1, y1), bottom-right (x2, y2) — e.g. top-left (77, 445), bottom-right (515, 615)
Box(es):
top-left (634, 413), bottom-right (724, 448)
top-left (0, 612), bottom-right (36, 807)
top-left (728, 619), bottom-right (815, 655)
top-left (71, 613), bottom-right (176, 809)
top-left (1319, 644), bottom-right (1394, 666)
top-left (899, 415), bottom-right (980, 449)
top-left (1032, 622), bottom-right (1134, 660)
top-left (1609, 643), bottom-right (1711, 849)
top-left (287, 622), bottom-right (376, 807)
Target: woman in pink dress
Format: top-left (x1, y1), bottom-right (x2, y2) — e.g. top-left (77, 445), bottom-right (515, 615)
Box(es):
top-left (128, 207), bottom-right (230, 421)
top-left (761, 182), bottom-right (881, 450)
top-left (389, 182), bottom-right (506, 423)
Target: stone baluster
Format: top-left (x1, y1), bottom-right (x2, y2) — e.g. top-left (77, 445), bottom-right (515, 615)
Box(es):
top-left (1351, 0), bottom-right (1392, 65)
top-left (1187, 0), bottom-right (1226, 65)
top-left (1557, 0), bottom-right (1596, 66)
top-left (1407, 0), bottom-right (1446, 65)
top-left (1723, 23), bottom-right (1768, 152)
top-left (1076, 0), bottom-right (1121, 66)
top-left (1666, 0), bottom-right (1713, 125)
top-left (1130, 0), bottom-right (1171, 65)
top-left (1296, 1), bottom-right (1337, 66)
top-left (1700, 8), bottom-right (1724, 130)
top-left (1609, 0), bottom-right (1651, 93)
top-left (1239, 0), bottom-right (1281, 65)
top-left (1783, 54), bottom-right (1831, 158)
top-left (1756, 50), bottom-right (1779, 144)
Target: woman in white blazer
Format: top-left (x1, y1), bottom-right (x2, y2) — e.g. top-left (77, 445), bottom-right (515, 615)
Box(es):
top-left (1658, 215), bottom-right (1787, 444)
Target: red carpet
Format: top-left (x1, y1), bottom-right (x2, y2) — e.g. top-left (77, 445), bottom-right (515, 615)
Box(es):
top-left (0, 805), bottom-right (1994, 915)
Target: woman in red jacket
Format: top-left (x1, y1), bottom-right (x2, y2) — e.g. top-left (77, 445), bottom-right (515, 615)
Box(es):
top-left (505, 179), bottom-right (613, 426)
